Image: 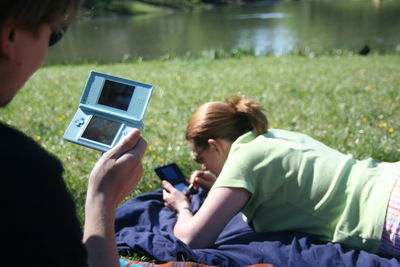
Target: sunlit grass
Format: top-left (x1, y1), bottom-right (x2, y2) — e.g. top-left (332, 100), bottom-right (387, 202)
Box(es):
top-left (85, 0), bottom-right (169, 17)
top-left (1, 55), bottom-right (399, 222)
top-left (108, 1), bottom-right (167, 15)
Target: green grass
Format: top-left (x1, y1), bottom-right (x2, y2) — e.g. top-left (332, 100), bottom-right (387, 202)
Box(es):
top-left (105, 1), bottom-right (167, 15)
top-left (1, 54), bottom-right (399, 239)
top-left (85, 0), bottom-right (168, 17)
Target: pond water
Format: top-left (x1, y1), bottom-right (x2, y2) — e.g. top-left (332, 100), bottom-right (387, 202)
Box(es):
top-left (46, 0), bottom-right (400, 64)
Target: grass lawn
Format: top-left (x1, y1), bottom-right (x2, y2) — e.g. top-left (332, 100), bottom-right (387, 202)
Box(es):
top-left (1, 54), bottom-right (399, 225)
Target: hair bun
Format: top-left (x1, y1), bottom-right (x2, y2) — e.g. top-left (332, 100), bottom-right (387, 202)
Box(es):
top-left (186, 94), bottom-right (269, 148)
top-left (225, 95), bottom-right (268, 135)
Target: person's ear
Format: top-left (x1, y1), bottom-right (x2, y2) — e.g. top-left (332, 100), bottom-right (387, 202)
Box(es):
top-left (208, 139), bottom-right (225, 156)
top-left (0, 23), bottom-right (16, 61)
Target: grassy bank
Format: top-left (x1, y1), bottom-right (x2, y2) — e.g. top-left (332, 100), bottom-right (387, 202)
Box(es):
top-left (84, 0), bottom-right (251, 16)
top-left (82, 0), bottom-right (210, 17)
top-left (82, 0), bottom-right (393, 17)
top-left (1, 55), bottom-right (399, 223)
top-left (84, 1), bottom-right (169, 17)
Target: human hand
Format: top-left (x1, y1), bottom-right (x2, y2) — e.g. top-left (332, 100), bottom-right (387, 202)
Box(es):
top-left (189, 170), bottom-right (217, 192)
top-left (84, 129), bottom-right (146, 267)
top-left (86, 129), bottom-right (147, 209)
top-left (162, 180), bottom-right (191, 212)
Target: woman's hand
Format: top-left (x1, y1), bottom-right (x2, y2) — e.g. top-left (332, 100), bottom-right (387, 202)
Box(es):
top-left (190, 170), bottom-right (217, 192)
top-left (162, 180), bottom-right (191, 212)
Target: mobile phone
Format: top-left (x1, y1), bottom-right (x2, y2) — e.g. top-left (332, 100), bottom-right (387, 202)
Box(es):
top-left (154, 163), bottom-right (197, 195)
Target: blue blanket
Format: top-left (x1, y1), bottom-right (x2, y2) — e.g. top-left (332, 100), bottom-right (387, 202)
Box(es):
top-left (115, 189), bottom-right (399, 267)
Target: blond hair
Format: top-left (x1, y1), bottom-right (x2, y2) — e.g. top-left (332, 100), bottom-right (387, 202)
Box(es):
top-left (186, 95), bottom-right (268, 149)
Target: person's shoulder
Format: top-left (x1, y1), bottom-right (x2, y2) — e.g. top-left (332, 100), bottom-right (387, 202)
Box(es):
top-left (229, 132), bottom-right (268, 162)
top-left (0, 122), bottom-right (51, 155)
top-left (265, 128), bottom-right (306, 140)
top-left (231, 129), bottom-right (311, 160)
top-left (233, 129), bottom-right (293, 149)
top-left (0, 122), bottom-right (62, 172)
top-left (263, 128), bottom-right (322, 148)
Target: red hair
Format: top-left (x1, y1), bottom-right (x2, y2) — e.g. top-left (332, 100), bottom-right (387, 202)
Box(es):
top-left (186, 95), bottom-right (268, 149)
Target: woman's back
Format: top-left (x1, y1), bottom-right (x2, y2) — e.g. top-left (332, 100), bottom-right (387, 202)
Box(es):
top-left (212, 128), bottom-right (400, 253)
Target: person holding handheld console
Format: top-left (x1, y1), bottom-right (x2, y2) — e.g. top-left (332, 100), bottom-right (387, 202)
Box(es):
top-left (155, 163), bottom-right (198, 196)
top-left (162, 95), bottom-right (400, 258)
top-left (0, 1), bottom-right (147, 267)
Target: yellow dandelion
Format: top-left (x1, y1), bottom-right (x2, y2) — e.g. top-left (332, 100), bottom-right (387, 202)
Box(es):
top-left (157, 158), bottom-right (165, 163)
top-left (378, 122), bottom-right (387, 128)
top-left (272, 123), bottom-right (279, 128)
top-left (361, 118), bottom-right (368, 123)
top-left (58, 115), bottom-right (66, 121)
top-left (151, 154), bottom-right (157, 159)
top-left (58, 130), bottom-right (64, 135)
top-left (388, 128), bottom-right (395, 134)
top-left (148, 119), bottom-right (154, 124)
top-left (34, 136), bottom-right (41, 141)
top-left (148, 145), bottom-right (153, 151)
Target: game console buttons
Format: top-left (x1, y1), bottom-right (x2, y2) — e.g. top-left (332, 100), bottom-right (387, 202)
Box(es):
top-left (121, 128), bottom-right (131, 137)
top-left (74, 118), bottom-right (85, 127)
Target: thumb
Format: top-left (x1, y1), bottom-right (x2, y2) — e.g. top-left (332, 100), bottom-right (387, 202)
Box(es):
top-left (108, 129), bottom-right (141, 158)
top-left (162, 180), bottom-right (175, 192)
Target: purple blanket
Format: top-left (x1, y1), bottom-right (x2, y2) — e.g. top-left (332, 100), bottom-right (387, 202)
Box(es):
top-left (115, 189), bottom-right (399, 267)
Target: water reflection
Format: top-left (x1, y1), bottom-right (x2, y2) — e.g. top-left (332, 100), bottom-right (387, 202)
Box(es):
top-left (46, 0), bottom-right (400, 64)
top-left (233, 12), bottom-right (289, 19)
top-left (236, 26), bottom-right (294, 56)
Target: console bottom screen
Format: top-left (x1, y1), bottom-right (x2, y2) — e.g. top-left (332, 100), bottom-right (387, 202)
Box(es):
top-left (81, 116), bottom-right (121, 145)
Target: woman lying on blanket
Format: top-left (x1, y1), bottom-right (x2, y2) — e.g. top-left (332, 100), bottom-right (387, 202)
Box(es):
top-left (162, 95), bottom-right (400, 259)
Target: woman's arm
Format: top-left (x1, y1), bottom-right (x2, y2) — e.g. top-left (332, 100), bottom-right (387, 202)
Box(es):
top-left (163, 181), bottom-right (251, 248)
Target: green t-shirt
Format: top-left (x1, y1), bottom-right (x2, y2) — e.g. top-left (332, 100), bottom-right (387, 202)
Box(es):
top-left (211, 129), bottom-right (400, 253)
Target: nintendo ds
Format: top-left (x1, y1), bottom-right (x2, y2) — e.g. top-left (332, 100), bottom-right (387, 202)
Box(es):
top-left (63, 71), bottom-right (153, 151)
top-left (154, 163), bottom-right (197, 196)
